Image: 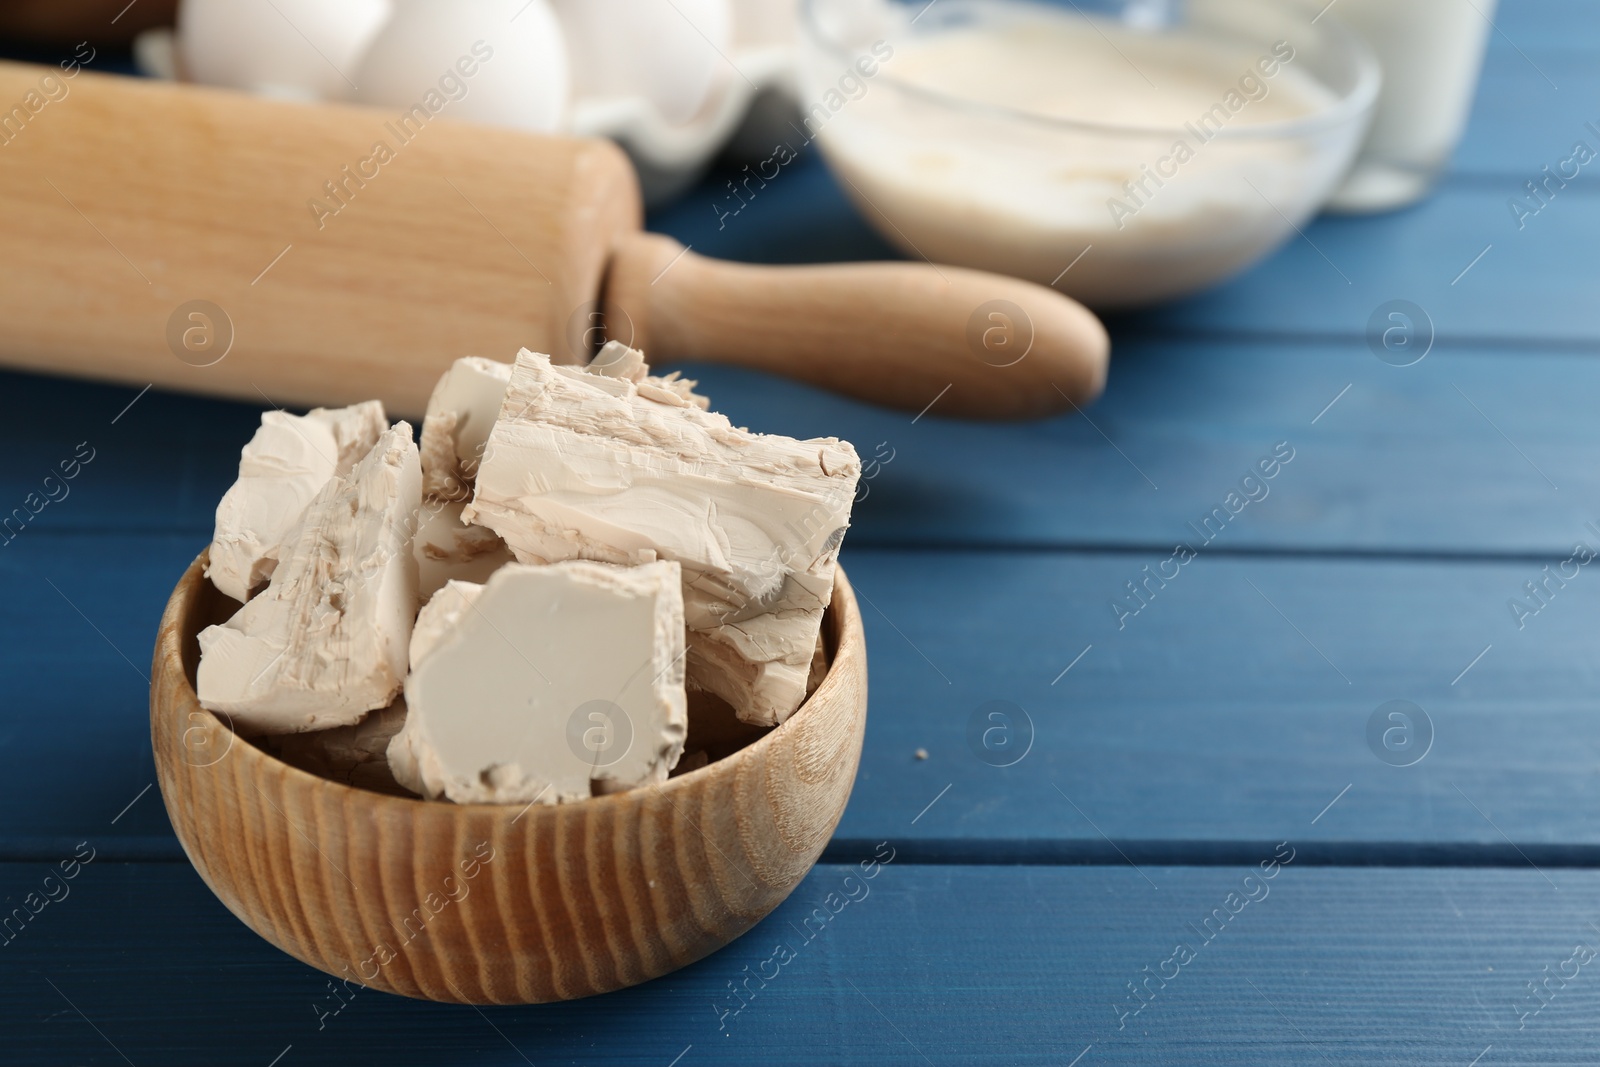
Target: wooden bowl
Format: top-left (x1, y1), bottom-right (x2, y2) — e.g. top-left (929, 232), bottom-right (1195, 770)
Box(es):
top-left (149, 551), bottom-right (867, 1004)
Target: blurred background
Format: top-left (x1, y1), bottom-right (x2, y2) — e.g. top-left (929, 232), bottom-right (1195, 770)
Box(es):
top-left (0, 0), bottom-right (1494, 310)
top-left (17, 4), bottom-right (1598, 1065)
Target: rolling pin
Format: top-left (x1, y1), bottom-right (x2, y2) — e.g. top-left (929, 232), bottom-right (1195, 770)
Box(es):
top-left (0, 61), bottom-right (1107, 419)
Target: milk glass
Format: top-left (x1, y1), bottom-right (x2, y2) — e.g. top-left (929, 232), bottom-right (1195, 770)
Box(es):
top-left (1326, 0), bottom-right (1497, 211)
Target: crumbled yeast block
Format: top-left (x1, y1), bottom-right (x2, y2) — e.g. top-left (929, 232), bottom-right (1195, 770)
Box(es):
top-left (197, 423), bottom-right (422, 734)
top-left (464, 349), bottom-right (859, 726)
top-left (207, 401), bottom-right (387, 602)
top-left (387, 561), bottom-right (687, 805)
top-left (410, 349), bottom-right (700, 605)
top-left (587, 340), bottom-right (711, 410)
top-left (419, 357), bottom-right (512, 501)
top-left (414, 358), bottom-right (516, 600)
top-left (588, 339), bottom-right (647, 381)
top-left (270, 698), bottom-right (414, 797)
top-left (412, 498), bottom-right (515, 603)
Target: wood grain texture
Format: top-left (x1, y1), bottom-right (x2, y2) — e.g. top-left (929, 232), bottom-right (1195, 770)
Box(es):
top-left (4, 861), bottom-right (1596, 1066)
top-left (0, 62), bottom-right (640, 416)
top-left (606, 232), bottom-right (1109, 418)
top-left (13, 326), bottom-right (1600, 557)
top-left (1458, 45), bottom-right (1600, 177)
top-left (147, 552), bottom-right (867, 1004)
top-left (1137, 184), bottom-right (1600, 343)
top-left (2, 4), bottom-right (1596, 1058)
top-left (20, 533), bottom-right (1600, 856)
top-left (677, 347), bottom-right (1600, 557)
top-left (0, 64), bottom-right (1106, 422)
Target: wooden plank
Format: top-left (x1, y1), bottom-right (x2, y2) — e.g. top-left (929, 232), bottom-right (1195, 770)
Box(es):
top-left (12, 534), bottom-right (1600, 854)
top-left (1456, 44), bottom-right (1599, 178)
top-left (682, 343), bottom-right (1598, 557)
top-left (835, 546), bottom-right (1600, 855)
top-left (1492, 0), bottom-right (1600, 50)
top-left (0, 534), bottom-right (186, 848)
top-left (1452, 0), bottom-right (1600, 176)
top-left (9, 329), bottom-right (1600, 556)
top-left (3, 859), bottom-right (1595, 1065)
top-left (0, 368), bottom-right (258, 535)
top-left (1136, 182), bottom-right (1600, 343)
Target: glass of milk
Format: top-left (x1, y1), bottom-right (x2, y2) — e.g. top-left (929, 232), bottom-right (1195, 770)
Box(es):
top-left (798, 0), bottom-right (1379, 308)
top-left (1325, 0), bottom-right (1497, 212)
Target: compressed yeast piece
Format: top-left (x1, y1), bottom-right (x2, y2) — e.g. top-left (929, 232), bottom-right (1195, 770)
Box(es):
top-left (388, 560), bottom-right (688, 805)
top-left (418, 356), bottom-right (512, 501)
top-left (465, 349), bottom-right (859, 726)
top-left (587, 339), bottom-right (711, 410)
top-left (412, 497), bottom-right (515, 603)
top-left (207, 401), bottom-right (387, 602)
top-left (415, 358), bottom-right (517, 600)
top-left (197, 423), bottom-right (422, 733)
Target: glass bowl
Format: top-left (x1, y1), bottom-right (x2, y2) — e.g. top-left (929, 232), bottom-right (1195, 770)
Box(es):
top-left (798, 0), bottom-right (1380, 308)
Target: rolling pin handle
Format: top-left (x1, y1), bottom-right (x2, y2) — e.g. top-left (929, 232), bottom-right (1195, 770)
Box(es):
top-left (604, 232), bottom-right (1109, 420)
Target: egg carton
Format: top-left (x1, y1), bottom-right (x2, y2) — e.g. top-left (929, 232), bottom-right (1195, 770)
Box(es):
top-left (132, 28), bottom-right (800, 206)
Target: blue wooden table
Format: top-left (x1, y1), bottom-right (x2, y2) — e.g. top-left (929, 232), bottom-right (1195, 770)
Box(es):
top-left (6, 2), bottom-right (1600, 1062)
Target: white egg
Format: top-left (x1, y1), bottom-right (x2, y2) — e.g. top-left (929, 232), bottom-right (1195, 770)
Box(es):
top-left (551, 0), bottom-right (734, 125)
top-left (177, 0), bottom-right (391, 101)
top-left (354, 0), bottom-right (569, 134)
